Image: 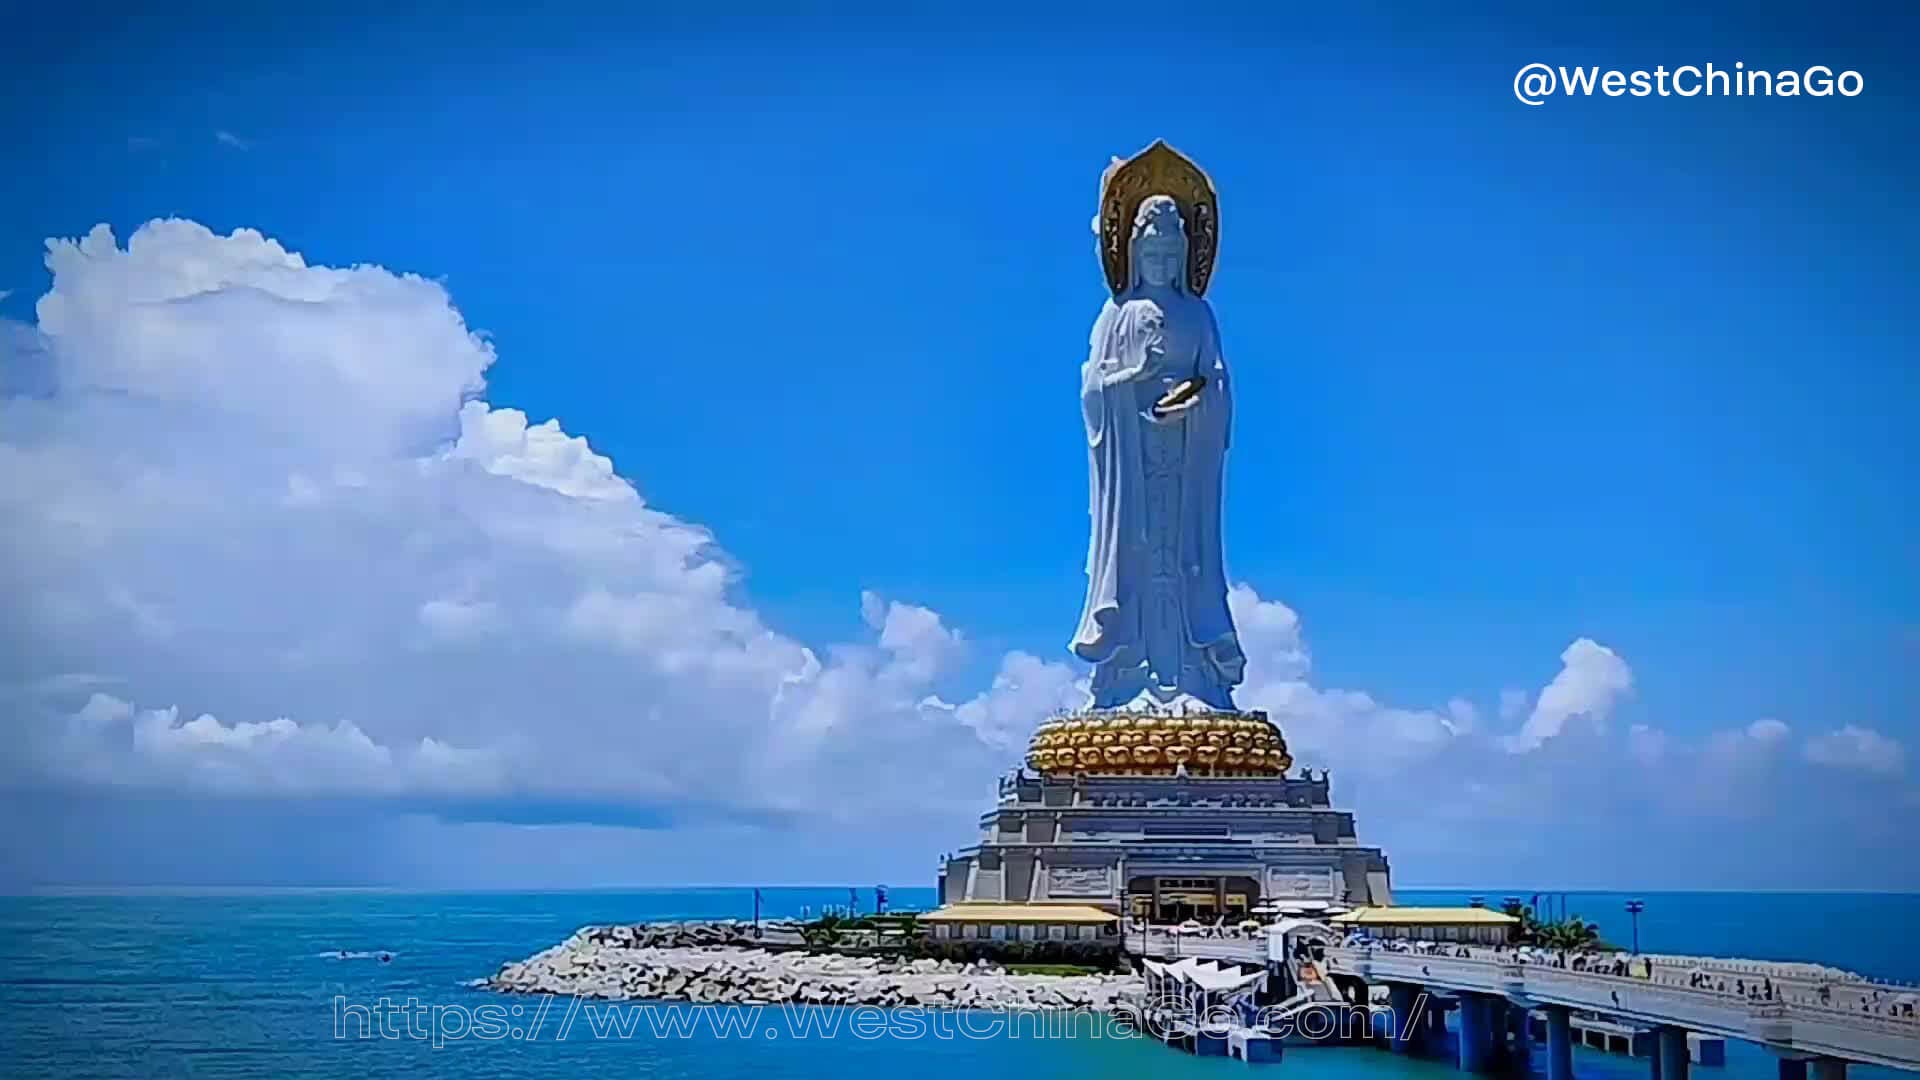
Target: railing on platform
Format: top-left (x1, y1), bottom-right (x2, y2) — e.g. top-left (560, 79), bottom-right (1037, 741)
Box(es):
top-left (1328, 946), bottom-right (1920, 1070)
top-left (1120, 930), bottom-right (1919, 1052)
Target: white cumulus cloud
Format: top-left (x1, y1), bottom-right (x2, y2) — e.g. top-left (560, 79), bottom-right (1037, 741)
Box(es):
top-left (1804, 725), bottom-right (1906, 774)
top-left (2, 219), bottom-right (1913, 889)
top-left (0, 220), bottom-right (1040, 835)
top-left (1507, 638), bottom-right (1633, 750)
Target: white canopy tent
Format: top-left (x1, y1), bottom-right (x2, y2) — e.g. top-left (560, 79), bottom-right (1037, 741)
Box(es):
top-left (1142, 957), bottom-right (1268, 996)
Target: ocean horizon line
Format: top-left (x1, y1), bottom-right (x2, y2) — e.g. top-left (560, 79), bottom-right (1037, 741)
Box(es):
top-left (9, 883), bottom-right (1920, 899)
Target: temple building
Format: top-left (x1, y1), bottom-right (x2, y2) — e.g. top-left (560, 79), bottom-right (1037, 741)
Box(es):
top-left (919, 902), bottom-right (1119, 944)
top-left (933, 708), bottom-right (1393, 923)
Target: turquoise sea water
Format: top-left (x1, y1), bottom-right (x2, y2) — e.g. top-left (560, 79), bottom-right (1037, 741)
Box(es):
top-left (1, 888), bottom-right (1915, 1079)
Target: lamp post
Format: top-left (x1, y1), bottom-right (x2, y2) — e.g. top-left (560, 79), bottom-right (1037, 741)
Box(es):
top-left (1625, 899), bottom-right (1645, 955)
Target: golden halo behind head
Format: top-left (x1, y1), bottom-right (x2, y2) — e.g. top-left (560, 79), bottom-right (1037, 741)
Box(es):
top-left (1098, 140), bottom-right (1220, 297)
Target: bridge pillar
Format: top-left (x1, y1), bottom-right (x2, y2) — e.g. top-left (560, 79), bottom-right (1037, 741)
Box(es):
top-left (1811, 1058), bottom-right (1848, 1080)
top-left (1387, 982), bottom-right (1419, 1053)
top-left (1457, 993), bottom-right (1496, 1072)
top-left (1423, 995), bottom-right (1452, 1056)
top-left (1776, 1059), bottom-right (1808, 1080)
top-left (1485, 997), bottom-right (1511, 1067)
top-left (1656, 1026), bottom-right (1690, 1080)
top-left (1543, 1005), bottom-right (1574, 1080)
top-left (1501, 1000), bottom-right (1529, 1070)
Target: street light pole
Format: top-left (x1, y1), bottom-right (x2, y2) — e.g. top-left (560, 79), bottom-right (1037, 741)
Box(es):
top-left (1625, 899), bottom-right (1645, 955)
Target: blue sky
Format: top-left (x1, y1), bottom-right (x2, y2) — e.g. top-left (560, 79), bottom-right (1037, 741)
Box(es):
top-left (0, 5), bottom-right (1915, 889)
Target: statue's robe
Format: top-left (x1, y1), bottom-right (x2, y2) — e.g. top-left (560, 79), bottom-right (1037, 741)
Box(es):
top-left (1072, 292), bottom-right (1245, 709)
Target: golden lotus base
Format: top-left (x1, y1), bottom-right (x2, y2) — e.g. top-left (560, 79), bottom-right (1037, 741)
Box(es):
top-left (1024, 707), bottom-right (1292, 778)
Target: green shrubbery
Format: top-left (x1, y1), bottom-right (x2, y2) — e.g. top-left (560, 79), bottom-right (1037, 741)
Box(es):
top-left (790, 913), bottom-right (1124, 971)
top-left (911, 939), bottom-right (1125, 971)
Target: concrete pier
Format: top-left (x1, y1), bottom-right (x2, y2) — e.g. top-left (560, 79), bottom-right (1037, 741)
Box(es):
top-left (1506, 1002), bottom-right (1533, 1072)
top-left (1657, 1026), bottom-right (1691, 1080)
top-left (1488, 997), bottom-right (1513, 1069)
top-left (1526, 1010), bottom-right (1724, 1066)
top-left (1811, 1058), bottom-right (1848, 1080)
top-left (1388, 982), bottom-right (1420, 1054)
top-left (1457, 993), bottom-right (1497, 1072)
top-left (1545, 1005), bottom-right (1576, 1080)
top-left (1423, 994), bottom-right (1452, 1056)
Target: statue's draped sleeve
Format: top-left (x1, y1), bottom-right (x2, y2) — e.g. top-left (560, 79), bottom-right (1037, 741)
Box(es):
top-left (1082, 301), bottom-right (1117, 455)
top-left (1074, 300), bottom-right (1133, 661)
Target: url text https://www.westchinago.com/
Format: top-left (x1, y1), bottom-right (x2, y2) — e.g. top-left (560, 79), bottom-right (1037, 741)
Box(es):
top-left (334, 993), bottom-right (1431, 1048)
top-left (1512, 62), bottom-right (1864, 105)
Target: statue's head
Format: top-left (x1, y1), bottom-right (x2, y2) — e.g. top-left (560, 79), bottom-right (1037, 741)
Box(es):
top-left (1131, 195), bottom-right (1187, 291)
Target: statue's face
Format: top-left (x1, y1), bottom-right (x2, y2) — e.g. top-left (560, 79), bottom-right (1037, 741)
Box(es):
top-left (1135, 231), bottom-right (1182, 288)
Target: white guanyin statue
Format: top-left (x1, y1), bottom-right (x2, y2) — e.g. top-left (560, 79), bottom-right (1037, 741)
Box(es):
top-left (1071, 143), bottom-right (1245, 711)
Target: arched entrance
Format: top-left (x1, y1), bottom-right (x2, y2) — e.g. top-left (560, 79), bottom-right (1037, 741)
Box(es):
top-left (1126, 874), bottom-right (1262, 923)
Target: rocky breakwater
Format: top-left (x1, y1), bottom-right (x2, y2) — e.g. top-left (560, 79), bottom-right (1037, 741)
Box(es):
top-left (479, 923), bottom-right (1142, 1012)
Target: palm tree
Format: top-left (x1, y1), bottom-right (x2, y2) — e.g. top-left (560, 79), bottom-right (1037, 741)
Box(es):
top-left (1540, 920), bottom-right (1600, 951)
top-left (1502, 900), bottom-right (1540, 942)
top-left (1503, 901), bottom-right (1607, 952)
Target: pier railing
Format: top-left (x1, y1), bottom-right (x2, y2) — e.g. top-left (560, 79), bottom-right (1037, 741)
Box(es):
top-left (1328, 947), bottom-right (1920, 1071)
top-left (1122, 930), bottom-right (1918, 1067)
